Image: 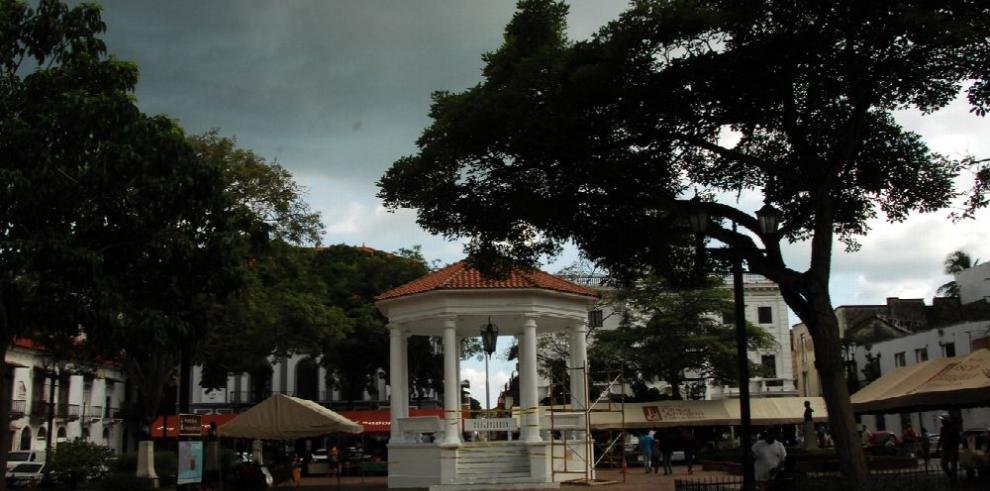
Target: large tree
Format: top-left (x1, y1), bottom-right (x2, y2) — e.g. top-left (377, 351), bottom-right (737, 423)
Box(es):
top-left (83, 115), bottom-right (250, 444)
top-left (0, 0), bottom-right (187, 479)
top-left (379, 0), bottom-right (990, 483)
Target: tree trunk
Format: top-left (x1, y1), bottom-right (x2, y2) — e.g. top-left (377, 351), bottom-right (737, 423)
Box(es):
top-left (807, 301), bottom-right (869, 484)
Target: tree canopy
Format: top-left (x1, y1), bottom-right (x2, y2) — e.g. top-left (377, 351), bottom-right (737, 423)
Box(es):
top-left (379, 0), bottom-right (990, 482)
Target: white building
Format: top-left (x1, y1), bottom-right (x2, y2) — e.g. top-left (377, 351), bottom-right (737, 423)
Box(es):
top-left (852, 320), bottom-right (990, 435)
top-left (188, 357), bottom-right (391, 416)
top-left (552, 273), bottom-right (796, 400)
top-left (6, 339), bottom-right (129, 454)
top-left (958, 262), bottom-right (990, 306)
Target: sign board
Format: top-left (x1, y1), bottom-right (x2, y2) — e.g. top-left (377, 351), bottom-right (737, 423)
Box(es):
top-left (642, 405), bottom-right (707, 423)
top-left (178, 414), bottom-right (203, 437)
top-left (177, 441), bottom-right (203, 485)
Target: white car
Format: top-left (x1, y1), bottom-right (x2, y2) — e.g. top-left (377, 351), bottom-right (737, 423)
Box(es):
top-left (6, 462), bottom-right (45, 487)
top-left (311, 448), bottom-right (329, 463)
top-left (6, 451), bottom-right (43, 472)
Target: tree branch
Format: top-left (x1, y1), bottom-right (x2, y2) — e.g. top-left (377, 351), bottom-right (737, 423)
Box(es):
top-left (670, 132), bottom-right (773, 173)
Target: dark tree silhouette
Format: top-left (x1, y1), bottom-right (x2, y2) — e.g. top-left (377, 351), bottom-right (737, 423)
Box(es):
top-left (379, 1), bottom-right (990, 483)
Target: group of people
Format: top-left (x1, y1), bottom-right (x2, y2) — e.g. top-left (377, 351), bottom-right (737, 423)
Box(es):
top-left (637, 428), bottom-right (698, 475)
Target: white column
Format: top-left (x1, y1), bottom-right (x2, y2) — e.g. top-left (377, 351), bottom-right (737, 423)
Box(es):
top-left (440, 318), bottom-right (462, 448)
top-left (389, 324), bottom-right (404, 443)
top-left (456, 336), bottom-right (463, 409)
top-left (400, 331), bottom-right (409, 417)
top-left (570, 321), bottom-right (589, 411)
top-left (521, 316), bottom-right (542, 443)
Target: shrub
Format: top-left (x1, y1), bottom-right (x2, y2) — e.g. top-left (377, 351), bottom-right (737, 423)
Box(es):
top-left (46, 439), bottom-right (115, 489)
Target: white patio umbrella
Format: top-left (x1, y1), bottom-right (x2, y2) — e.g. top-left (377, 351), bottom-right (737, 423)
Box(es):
top-left (218, 393), bottom-right (363, 439)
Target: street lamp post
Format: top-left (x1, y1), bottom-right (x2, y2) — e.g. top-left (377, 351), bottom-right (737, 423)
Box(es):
top-left (689, 199), bottom-right (779, 491)
top-left (481, 317), bottom-right (499, 410)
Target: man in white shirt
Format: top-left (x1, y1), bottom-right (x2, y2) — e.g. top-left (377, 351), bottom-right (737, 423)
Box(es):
top-left (752, 431), bottom-right (787, 485)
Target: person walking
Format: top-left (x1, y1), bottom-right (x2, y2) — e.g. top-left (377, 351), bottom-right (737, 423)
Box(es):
top-left (859, 424), bottom-right (873, 448)
top-left (920, 427), bottom-right (932, 469)
top-left (752, 431), bottom-right (787, 489)
top-left (651, 437), bottom-right (661, 474)
top-left (901, 423), bottom-right (918, 458)
top-left (638, 430), bottom-right (655, 473)
top-left (290, 452), bottom-right (302, 486)
top-left (937, 414), bottom-right (960, 479)
top-left (681, 429), bottom-right (698, 475)
top-left (661, 429), bottom-right (676, 475)
top-left (802, 400), bottom-right (817, 450)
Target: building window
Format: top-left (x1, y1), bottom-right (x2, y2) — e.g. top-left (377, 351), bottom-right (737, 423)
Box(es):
top-left (761, 355), bottom-right (777, 378)
top-left (944, 342), bottom-right (956, 357)
top-left (894, 352), bottom-right (906, 367)
top-left (757, 306), bottom-right (773, 324)
top-left (588, 310), bottom-right (603, 328)
top-left (914, 348), bottom-right (928, 363)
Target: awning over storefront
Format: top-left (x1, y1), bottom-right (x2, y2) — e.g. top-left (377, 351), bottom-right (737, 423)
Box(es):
top-left (151, 414), bottom-right (236, 438)
top-left (154, 407), bottom-right (445, 438)
top-left (588, 397), bottom-right (829, 429)
top-left (852, 348), bottom-right (990, 413)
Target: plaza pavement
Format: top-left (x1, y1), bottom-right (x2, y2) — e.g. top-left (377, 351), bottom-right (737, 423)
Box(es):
top-left (289, 464), bottom-right (737, 490)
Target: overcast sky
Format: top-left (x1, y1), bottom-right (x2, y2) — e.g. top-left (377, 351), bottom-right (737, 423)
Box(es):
top-left (91, 1), bottom-right (990, 406)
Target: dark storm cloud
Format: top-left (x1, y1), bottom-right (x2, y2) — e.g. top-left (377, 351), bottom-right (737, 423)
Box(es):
top-left (94, 0), bottom-right (628, 182)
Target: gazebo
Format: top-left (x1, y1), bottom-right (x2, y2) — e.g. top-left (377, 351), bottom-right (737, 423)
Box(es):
top-left (374, 260), bottom-right (598, 489)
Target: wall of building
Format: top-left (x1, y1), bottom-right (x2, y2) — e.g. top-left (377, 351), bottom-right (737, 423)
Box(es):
top-left (188, 353), bottom-right (390, 414)
top-left (548, 274), bottom-right (796, 400)
top-left (957, 262), bottom-right (990, 305)
top-left (6, 343), bottom-right (128, 454)
top-left (852, 320), bottom-right (990, 435)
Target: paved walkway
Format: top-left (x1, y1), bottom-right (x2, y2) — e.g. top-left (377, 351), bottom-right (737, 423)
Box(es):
top-left (291, 465), bottom-right (735, 490)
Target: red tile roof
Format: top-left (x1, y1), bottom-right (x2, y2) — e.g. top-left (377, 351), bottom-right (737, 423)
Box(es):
top-left (375, 260), bottom-right (598, 301)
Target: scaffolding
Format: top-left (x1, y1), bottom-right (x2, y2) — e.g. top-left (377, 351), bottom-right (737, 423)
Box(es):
top-left (546, 364), bottom-right (627, 486)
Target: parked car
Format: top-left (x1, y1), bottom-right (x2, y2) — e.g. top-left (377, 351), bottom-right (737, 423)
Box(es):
top-left (5, 462), bottom-right (45, 488)
top-left (5, 451), bottom-right (43, 472)
top-left (959, 428), bottom-right (989, 478)
top-left (926, 434), bottom-right (941, 458)
top-left (311, 448), bottom-right (328, 463)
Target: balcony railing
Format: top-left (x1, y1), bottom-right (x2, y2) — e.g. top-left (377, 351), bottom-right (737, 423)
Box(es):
top-left (228, 390), bottom-right (273, 404)
top-left (56, 403), bottom-right (81, 420)
top-left (9, 399), bottom-right (27, 418)
top-left (83, 405), bottom-right (103, 421)
top-left (30, 399), bottom-right (50, 418)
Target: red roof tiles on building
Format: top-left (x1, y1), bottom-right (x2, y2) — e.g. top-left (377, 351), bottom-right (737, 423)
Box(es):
top-left (375, 260), bottom-right (598, 301)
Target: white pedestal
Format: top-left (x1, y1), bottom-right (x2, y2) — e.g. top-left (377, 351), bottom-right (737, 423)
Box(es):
top-left (135, 440), bottom-right (159, 488)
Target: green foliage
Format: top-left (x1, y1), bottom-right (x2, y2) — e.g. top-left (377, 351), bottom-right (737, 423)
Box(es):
top-left (589, 276), bottom-right (775, 399)
top-left (201, 243), bottom-right (432, 400)
top-left (153, 450), bottom-right (177, 479)
top-left (189, 129), bottom-right (324, 245)
top-left (199, 243), bottom-right (351, 388)
top-left (46, 439), bottom-right (114, 489)
top-left (312, 245), bottom-right (430, 400)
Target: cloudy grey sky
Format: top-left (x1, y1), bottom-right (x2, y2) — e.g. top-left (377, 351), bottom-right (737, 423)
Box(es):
top-left (92, 1), bottom-right (990, 404)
